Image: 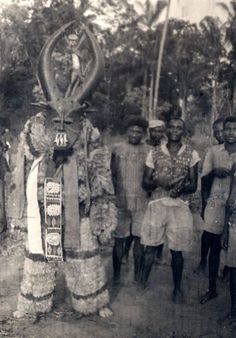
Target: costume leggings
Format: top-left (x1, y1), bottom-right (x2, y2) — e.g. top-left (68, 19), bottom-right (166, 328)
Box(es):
top-left (16, 250), bottom-right (109, 316)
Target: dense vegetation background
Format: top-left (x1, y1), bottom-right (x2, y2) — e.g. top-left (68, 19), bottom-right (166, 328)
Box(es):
top-left (0, 0), bottom-right (236, 137)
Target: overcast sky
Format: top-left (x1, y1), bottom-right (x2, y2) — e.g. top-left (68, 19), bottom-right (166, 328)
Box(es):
top-left (0, 0), bottom-right (232, 23)
top-left (130, 0), bottom-right (231, 23)
top-left (167, 0), bottom-right (230, 23)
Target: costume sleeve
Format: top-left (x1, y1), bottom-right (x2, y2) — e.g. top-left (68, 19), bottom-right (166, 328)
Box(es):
top-left (201, 148), bottom-right (214, 176)
top-left (145, 150), bottom-right (154, 169)
top-left (90, 146), bottom-right (115, 197)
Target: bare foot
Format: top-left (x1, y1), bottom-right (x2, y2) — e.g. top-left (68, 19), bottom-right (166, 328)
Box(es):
top-left (13, 311), bottom-right (38, 324)
top-left (13, 311), bottom-right (25, 319)
top-left (99, 307), bottom-right (113, 318)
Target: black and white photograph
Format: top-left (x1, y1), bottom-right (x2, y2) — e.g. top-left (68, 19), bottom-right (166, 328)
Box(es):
top-left (0, 0), bottom-right (236, 337)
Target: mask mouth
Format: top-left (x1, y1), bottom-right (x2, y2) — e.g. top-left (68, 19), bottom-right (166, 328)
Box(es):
top-left (54, 130), bottom-right (71, 150)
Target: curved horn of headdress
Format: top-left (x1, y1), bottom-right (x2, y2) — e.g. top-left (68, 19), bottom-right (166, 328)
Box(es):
top-left (38, 21), bottom-right (75, 102)
top-left (37, 21), bottom-right (105, 117)
top-left (70, 25), bottom-right (105, 104)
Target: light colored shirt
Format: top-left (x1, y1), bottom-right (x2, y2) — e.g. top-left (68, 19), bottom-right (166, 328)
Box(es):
top-left (146, 141), bottom-right (200, 201)
top-left (146, 142), bottom-right (200, 169)
top-left (203, 144), bottom-right (236, 234)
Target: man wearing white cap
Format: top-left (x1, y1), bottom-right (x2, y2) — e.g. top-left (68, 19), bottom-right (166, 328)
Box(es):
top-left (146, 119), bottom-right (166, 263)
top-left (146, 119), bottom-right (166, 147)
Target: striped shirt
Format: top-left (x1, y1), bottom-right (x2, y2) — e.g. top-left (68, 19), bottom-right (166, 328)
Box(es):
top-left (111, 142), bottom-right (148, 211)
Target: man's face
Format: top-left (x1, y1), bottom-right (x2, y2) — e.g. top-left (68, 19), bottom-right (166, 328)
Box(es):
top-left (69, 40), bottom-right (78, 48)
top-left (149, 126), bottom-right (165, 145)
top-left (166, 119), bottom-right (184, 142)
top-left (127, 125), bottom-right (144, 145)
top-left (213, 122), bottom-right (224, 144)
top-left (224, 122), bottom-right (236, 144)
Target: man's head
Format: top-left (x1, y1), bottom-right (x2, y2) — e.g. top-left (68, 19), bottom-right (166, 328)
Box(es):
top-left (213, 118), bottom-right (224, 144)
top-left (126, 117), bottom-right (148, 145)
top-left (224, 116), bottom-right (236, 145)
top-left (148, 120), bottom-right (165, 146)
top-left (67, 34), bottom-right (79, 48)
top-left (166, 117), bottom-right (185, 142)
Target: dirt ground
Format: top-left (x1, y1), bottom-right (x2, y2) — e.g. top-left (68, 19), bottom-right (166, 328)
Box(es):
top-left (0, 214), bottom-right (235, 338)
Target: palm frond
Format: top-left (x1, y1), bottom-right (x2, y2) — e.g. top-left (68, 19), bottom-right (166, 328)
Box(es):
top-left (232, 1), bottom-right (236, 15)
top-left (217, 2), bottom-right (233, 18)
top-left (154, 0), bottom-right (168, 13)
top-left (148, 0), bottom-right (167, 28)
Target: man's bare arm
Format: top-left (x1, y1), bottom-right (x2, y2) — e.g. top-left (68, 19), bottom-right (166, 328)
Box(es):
top-left (170, 163), bottom-right (198, 198)
top-left (142, 166), bottom-right (156, 191)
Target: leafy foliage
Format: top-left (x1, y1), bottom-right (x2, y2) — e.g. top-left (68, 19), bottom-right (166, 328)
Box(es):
top-left (0, 0), bottom-right (234, 134)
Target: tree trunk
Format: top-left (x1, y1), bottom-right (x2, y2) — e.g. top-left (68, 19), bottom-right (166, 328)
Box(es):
top-left (181, 96), bottom-right (187, 121)
top-left (232, 77), bottom-right (236, 113)
top-left (148, 73), bottom-right (154, 120)
top-left (211, 79), bottom-right (217, 124)
top-left (153, 0), bottom-right (171, 117)
top-left (142, 69), bottom-right (148, 118)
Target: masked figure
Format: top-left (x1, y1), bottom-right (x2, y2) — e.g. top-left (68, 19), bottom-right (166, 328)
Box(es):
top-left (11, 22), bottom-right (116, 319)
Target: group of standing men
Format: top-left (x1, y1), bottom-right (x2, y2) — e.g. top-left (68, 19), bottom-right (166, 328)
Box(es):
top-left (111, 113), bottom-right (236, 323)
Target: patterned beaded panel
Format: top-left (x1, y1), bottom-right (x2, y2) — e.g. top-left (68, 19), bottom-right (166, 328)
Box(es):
top-left (44, 178), bottom-right (63, 261)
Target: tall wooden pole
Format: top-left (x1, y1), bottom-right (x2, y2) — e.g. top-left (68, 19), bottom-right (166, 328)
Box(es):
top-left (153, 0), bottom-right (171, 117)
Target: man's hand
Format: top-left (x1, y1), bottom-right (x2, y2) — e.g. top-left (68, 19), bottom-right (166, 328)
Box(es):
top-left (226, 198), bottom-right (236, 214)
top-left (221, 231), bottom-right (229, 250)
top-left (212, 167), bottom-right (230, 178)
top-left (153, 175), bottom-right (172, 190)
top-left (169, 187), bottom-right (181, 198)
top-left (169, 176), bottom-right (187, 198)
top-left (153, 175), bottom-right (186, 192)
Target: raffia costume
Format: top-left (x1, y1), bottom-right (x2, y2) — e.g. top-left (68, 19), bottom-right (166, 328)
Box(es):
top-left (12, 114), bottom-right (117, 317)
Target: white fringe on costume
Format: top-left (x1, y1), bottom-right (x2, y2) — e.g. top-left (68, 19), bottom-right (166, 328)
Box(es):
top-left (64, 218), bottom-right (109, 314)
top-left (16, 218), bottom-right (109, 316)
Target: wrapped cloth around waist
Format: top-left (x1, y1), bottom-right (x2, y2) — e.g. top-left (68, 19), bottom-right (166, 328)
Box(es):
top-left (151, 197), bottom-right (189, 207)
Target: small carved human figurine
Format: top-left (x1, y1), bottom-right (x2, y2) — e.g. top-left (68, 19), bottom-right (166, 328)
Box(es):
top-left (65, 33), bottom-right (84, 96)
top-left (65, 32), bottom-right (92, 97)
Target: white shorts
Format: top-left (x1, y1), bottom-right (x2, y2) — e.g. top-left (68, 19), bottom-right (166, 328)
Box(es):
top-left (141, 198), bottom-right (193, 251)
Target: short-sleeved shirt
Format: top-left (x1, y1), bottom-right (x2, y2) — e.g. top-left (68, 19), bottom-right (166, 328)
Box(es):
top-left (202, 144), bottom-right (236, 234)
top-left (111, 142), bottom-right (148, 212)
top-left (146, 142), bottom-right (200, 201)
